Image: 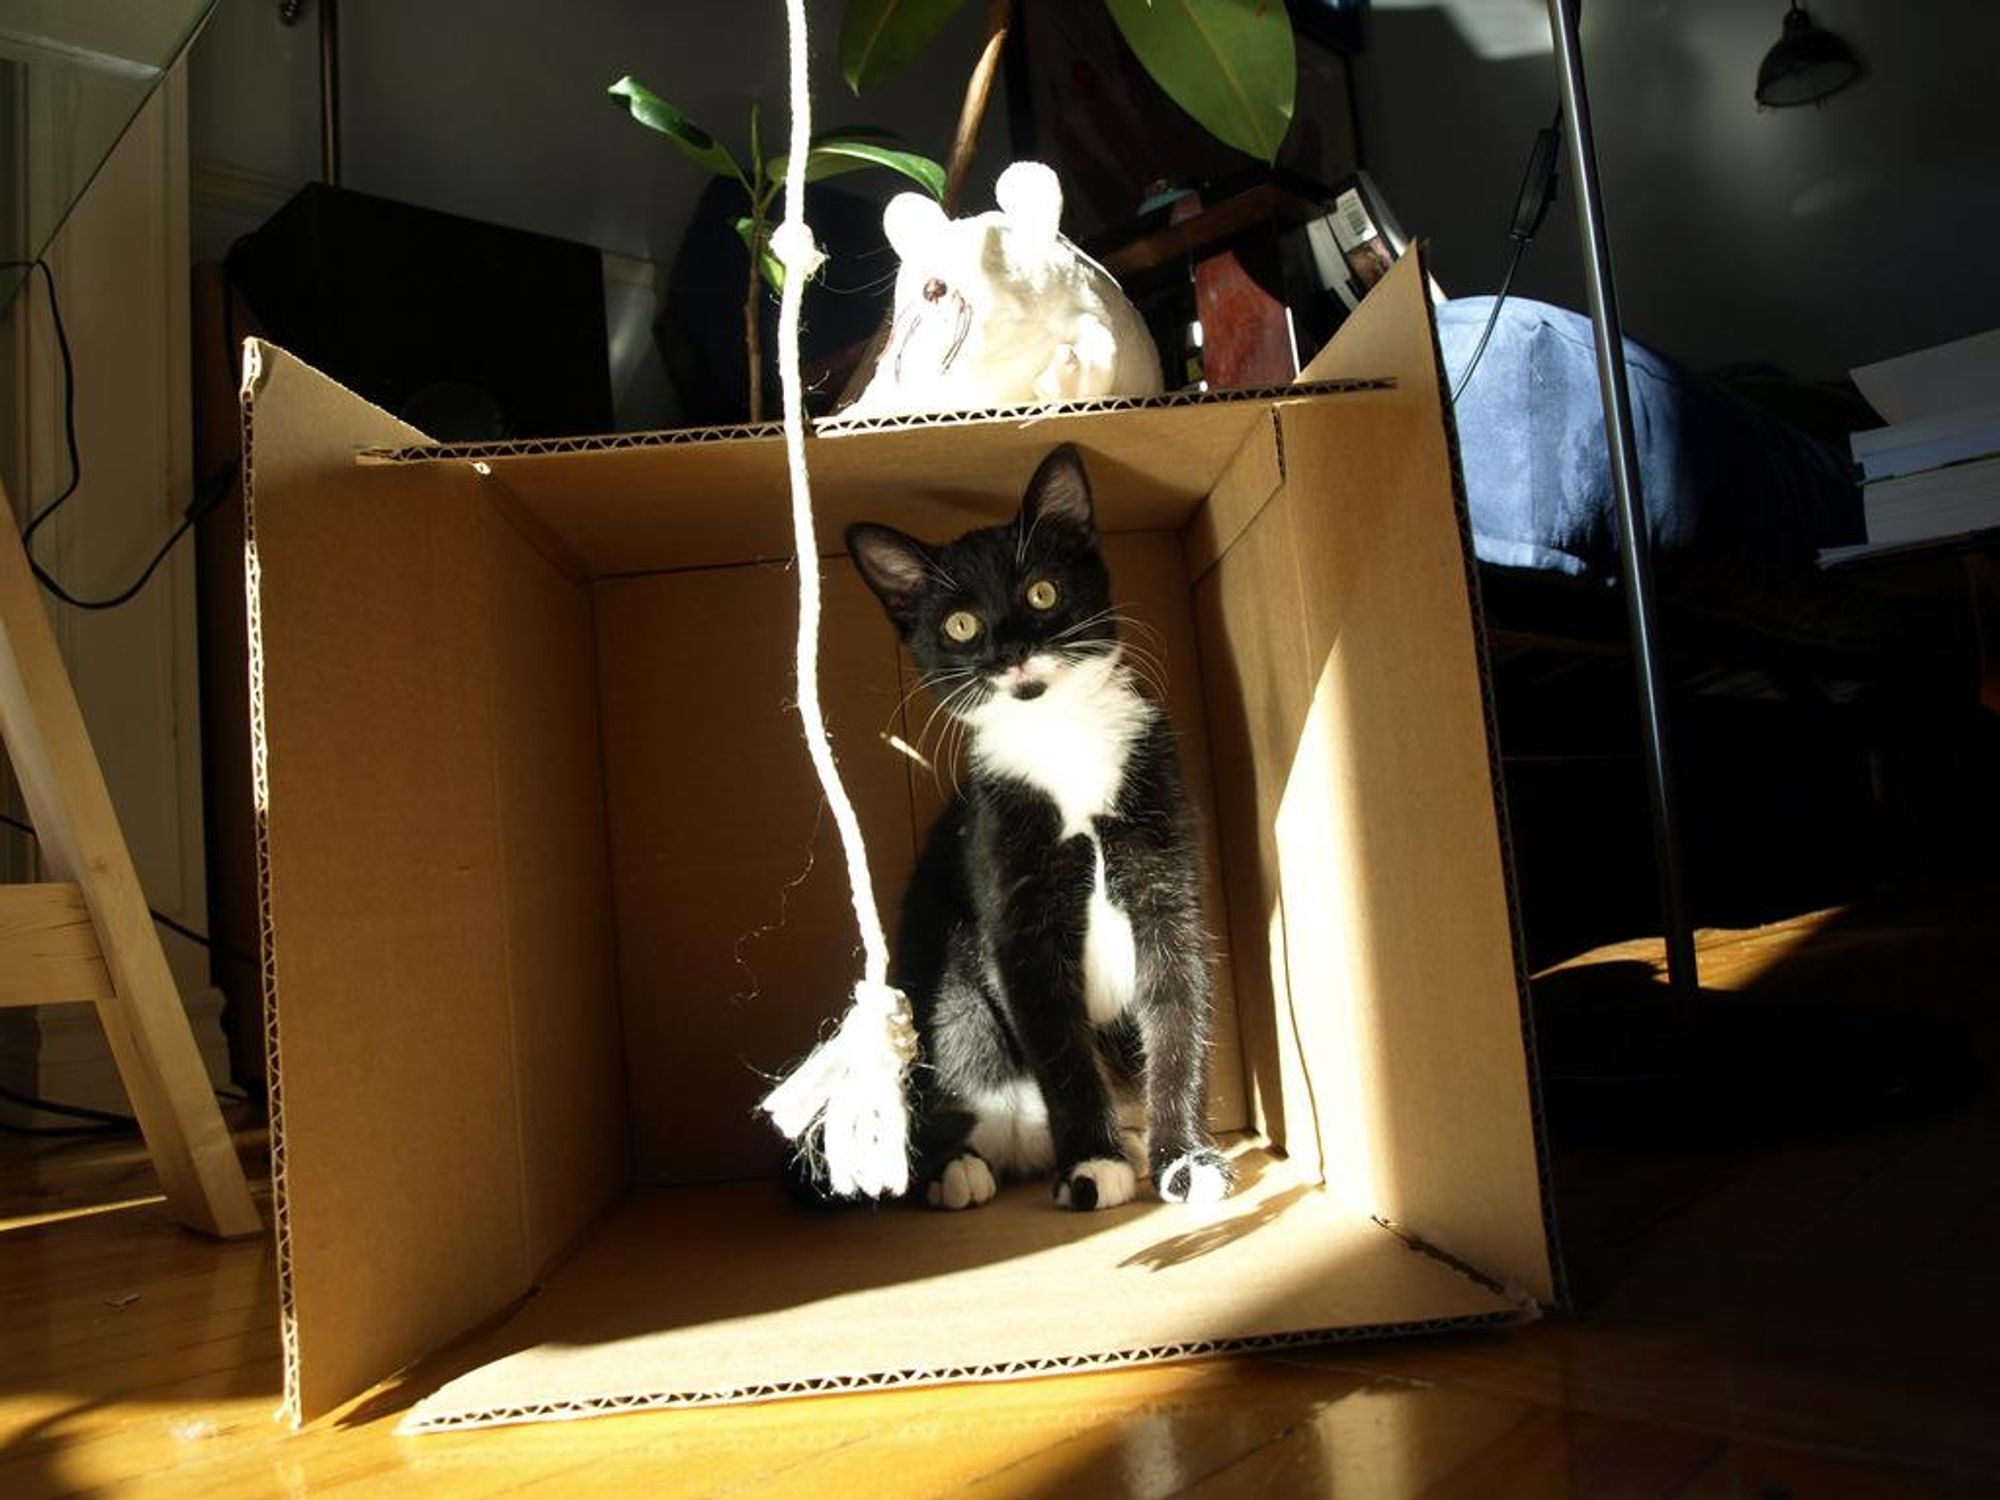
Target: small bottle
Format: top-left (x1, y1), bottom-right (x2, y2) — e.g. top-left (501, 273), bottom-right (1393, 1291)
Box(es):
top-left (1182, 320), bottom-right (1208, 392)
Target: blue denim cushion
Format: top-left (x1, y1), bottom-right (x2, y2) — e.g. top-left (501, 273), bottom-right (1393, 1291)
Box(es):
top-left (1438, 297), bottom-right (1864, 597)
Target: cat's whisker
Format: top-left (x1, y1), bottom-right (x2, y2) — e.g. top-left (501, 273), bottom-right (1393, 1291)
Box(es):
top-left (1051, 641), bottom-right (1170, 703)
top-left (1055, 608), bottom-right (1163, 654)
top-left (902, 666), bottom-right (972, 710)
top-left (884, 667), bottom-right (974, 740)
top-left (913, 690), bottom-right (965, 761)
top-left (922, 682), bottom-right (981, 798)
top-left (1111, 615), bottom-right (1167, 652)
top-left (1112, 642), bottom-right (1172, 685)
top-left (915, 677), bottom-right (985, 761)
top-left (1048, 606), bottom-right (1121, 642)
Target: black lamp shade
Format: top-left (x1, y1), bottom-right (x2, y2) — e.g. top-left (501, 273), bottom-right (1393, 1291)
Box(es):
top-left (1756, 5), bottom-right (1863, 107)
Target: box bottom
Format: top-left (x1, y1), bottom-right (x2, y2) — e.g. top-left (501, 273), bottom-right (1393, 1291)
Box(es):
top-left (402, 1141), bottom-right (1526, 1431)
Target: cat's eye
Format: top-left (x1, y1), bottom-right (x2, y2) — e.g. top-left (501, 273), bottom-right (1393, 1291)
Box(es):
top-left (1025, 578), bottom-right (1060, 610)
top-left (942, 609), bottom-right (982, 643)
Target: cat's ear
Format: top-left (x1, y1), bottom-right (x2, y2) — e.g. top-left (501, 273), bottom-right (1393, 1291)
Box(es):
top-left (1019, 444), bottom-right (1095, 540)
top-left (846, 522), bottom-right (937, 621)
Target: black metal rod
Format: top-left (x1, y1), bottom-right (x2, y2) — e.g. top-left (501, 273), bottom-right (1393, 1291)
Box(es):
top-left (319, 0), bottom-right (341, 186)
top-left (1545, 0), bottom-right (1700, 1003)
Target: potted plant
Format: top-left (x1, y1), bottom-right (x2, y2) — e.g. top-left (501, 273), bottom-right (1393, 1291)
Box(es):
top-left (612, 0), bottom-right (1299, 418)
top-left (607, 78), bottom-right (945, 421)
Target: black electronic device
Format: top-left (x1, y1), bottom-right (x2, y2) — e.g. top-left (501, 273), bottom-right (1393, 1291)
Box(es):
top-left (1513, 122), bottom-right (1562, 243)
top-left (226, 182), bottom-right (613, 440)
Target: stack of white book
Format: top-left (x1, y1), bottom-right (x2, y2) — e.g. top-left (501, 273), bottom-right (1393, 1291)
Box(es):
top-left (1820, 328), bottom-right (2000, 565)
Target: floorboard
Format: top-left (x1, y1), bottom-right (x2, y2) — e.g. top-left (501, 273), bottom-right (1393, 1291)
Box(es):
top-left (5, 880), bottom-right (1997, 1497)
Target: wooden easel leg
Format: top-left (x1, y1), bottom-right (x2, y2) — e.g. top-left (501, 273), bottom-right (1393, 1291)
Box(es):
top-left (0, 483), bottom-right (259, 1238)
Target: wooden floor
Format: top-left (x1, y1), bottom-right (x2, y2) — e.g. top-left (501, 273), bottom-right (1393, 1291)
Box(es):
top-left (5, 882), bottom-right (1999, 1498)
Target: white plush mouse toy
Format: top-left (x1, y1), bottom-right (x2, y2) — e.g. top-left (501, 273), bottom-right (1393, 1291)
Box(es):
top-left (844, 161), bottom-right (1163, 416)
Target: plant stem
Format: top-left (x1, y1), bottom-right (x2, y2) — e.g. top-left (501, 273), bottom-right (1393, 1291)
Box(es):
top-left (744, 156), bottom-right (767, 423)
top-left (744, 104), bottom-right (766, 423)
top-left (943, 0), bottom-right (1015, 213)
top-left (744, 244), bottom-right (764, 423)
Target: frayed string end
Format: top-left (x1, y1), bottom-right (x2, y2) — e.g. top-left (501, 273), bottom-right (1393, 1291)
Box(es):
top-left (759, 980), bottom-right (916, 1199)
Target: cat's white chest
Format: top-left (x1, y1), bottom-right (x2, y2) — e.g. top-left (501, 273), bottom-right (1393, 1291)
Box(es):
top-left (971, 656), bottom-right (1146, 1022)
top-left (969, 657), bottom-right (1149, 838)
top-left (1081, 842), bottom-right (1138, 1024)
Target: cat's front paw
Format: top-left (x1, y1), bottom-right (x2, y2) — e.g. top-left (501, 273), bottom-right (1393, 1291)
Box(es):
top-left (925, 1152), bottom-right (997, 1211)
top-left (1054, 1156), bottom-right (1137, 1211)
top-left (1156, 1148), bottom-right (1233, 1206)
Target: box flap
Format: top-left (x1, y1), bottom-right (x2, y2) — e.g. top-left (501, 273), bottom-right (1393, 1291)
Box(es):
top-left (1277, 252), bottom-right (1556, 1300)
top-left (402, 1147), bottom-right (1526, 1430)
top-left (243, 340), bottom-right (626, 1423)
top-left (353, 383), bottom-right (1389, 578)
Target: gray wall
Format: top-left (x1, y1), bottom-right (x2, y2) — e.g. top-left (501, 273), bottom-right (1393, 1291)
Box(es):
top-left (1353, 0), bottom-right (2000, 379)
top-left (189, 0), bottom-right (1012, 428)
top-left (191, 2), bottom-right (1997, 396)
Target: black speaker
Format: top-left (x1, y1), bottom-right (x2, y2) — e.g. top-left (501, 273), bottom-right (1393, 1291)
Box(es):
top-left (227, 182), bottom-right (613, 440)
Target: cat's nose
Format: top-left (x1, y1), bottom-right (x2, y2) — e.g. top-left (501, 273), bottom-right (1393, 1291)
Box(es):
top-left (922, 277), bottom-right (947, 302)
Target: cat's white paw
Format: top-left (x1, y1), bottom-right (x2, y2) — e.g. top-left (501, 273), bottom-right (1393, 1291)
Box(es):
top-left (1157, 1150), bottom-right (1233, 1206)
top-left (925, 1153), bottom-right (997, 1211)
top-left (1054, 1156), bottom-right (1137, 1211)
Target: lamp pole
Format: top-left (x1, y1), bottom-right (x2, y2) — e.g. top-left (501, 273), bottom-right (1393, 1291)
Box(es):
top-left (1544, 0), bottom-right (1700, 1006)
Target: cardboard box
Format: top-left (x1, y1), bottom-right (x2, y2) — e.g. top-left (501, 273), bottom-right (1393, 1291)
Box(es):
top-left (243, 251), bottom-right (1555, 1431)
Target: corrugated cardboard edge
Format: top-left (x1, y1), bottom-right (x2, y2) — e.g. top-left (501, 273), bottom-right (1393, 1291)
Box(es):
top-left (238, 337), bottom-right (304, 1428)
top-left (1416, 268), bottom-right (1573, 1312)
top-left (350, 380), bottom-right (1394, 466)
top-left (399, 1309), bottom-right (1530, 1433)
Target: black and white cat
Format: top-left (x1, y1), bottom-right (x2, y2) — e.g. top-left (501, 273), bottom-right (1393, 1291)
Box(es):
top-left (846, 445), bottom-right (1231, 1212)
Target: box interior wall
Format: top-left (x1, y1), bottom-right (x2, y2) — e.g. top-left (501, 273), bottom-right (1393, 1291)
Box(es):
top-left (243, 252), bottom-right (1554, 1428)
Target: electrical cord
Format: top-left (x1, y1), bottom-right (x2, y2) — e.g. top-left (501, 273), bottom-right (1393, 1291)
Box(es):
top-left (0, 267), bottom-right (259, 1138)
top-left (0, 808), bottom-right (217, 950)
top-left (0, 811), bottom-right (261, 1136)
top-left (0, 1081), bottom-right (136, 1135)
top-left (1450, 236), bottom-right (1530, 406)
top-left (0, 1080), bottom-right (253, 1139)
top-left (1450, 110), bottom-right (1563, 406)
top-left (2, 256), bottom-right (239, 610)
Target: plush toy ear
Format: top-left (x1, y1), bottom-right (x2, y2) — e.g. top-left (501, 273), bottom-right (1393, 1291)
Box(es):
top-left (846, 522), bottom-right (938, 621)
top-left (882, 192), bottom-right (948, 261)
top-left (994, 161), bottom-right (1063, 245)
top-left (1018, 444), bottom-right (1094, 540)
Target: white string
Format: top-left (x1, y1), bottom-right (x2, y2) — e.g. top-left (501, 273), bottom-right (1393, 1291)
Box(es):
top-left (769, 0), bottom-right (888, 987)
top-left (758, 0), bottom-right (915, 1198)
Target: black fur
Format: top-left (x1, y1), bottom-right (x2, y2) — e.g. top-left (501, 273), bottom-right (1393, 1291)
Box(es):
top-left (844, 446), bottom-right (1228, 1210)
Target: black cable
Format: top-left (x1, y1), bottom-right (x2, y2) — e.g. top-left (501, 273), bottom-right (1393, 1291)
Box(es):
top-left (0, 808), bottom-right (215, 950)
top-left (0, 807), bottom-right (268, 1098)
top-left (0, 1117), bottom-right (130, 1139)
top-left (0, 1080), bottom-right (134, 1128)
top-left (1, 259), bottom-right (80, 527)
top-left (1450, 236), bottom-right (1529, 406)
top-left (0, 1082), bottom-right (252, 1139)
top-left (1450, 110), bottom-right (1563, 406)
top-left (0, 807), bottom-right (224, 1136)
top-left (1, 256), bottom-right (238, 611)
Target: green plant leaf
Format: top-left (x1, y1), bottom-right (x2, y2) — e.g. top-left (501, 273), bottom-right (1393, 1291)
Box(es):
top-left (608, 75), bottom-right (745, 185)
top-left (730, 215), bottom-right (787, 294)
top-left (771, 138), bottom-right (946, 199)
top-left (1103, 0), bottom-right (1296, 163)
top-left (840, 0), bottom-right (968, 93)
